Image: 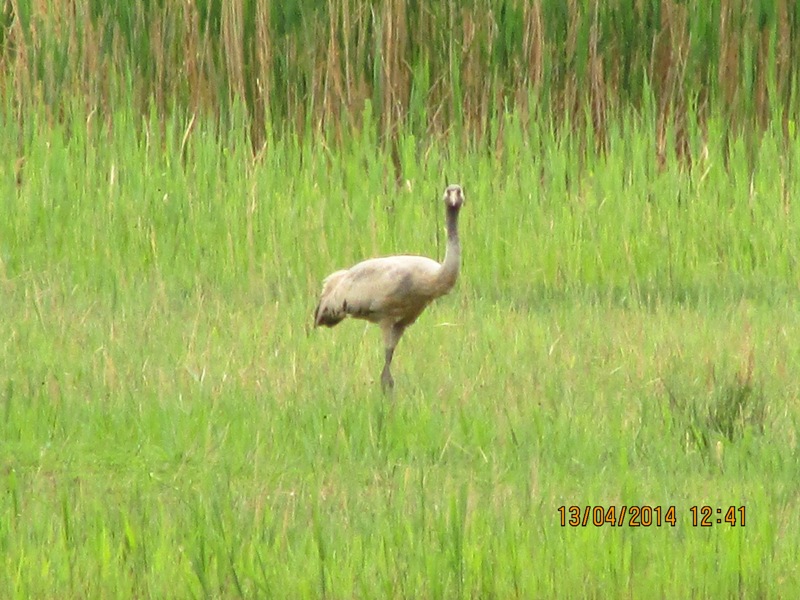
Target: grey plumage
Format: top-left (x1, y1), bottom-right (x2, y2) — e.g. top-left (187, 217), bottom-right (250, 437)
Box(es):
top-left (314, 184), bottom-right (466, 391)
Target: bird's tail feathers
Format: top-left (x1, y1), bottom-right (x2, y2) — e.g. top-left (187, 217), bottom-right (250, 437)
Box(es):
top-left (313, 270), bottom-right (349, 327)
top-left (314, 306), bottom-right (345, 327)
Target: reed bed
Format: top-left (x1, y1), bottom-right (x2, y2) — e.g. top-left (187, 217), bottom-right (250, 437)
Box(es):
top-left (2, 0), bottom-right (799, 163)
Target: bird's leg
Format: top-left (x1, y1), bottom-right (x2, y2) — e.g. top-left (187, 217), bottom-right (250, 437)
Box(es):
top-left (380, 322), bottom-right (404, 394)
top-left (381, 347), bottom-right (395, 392)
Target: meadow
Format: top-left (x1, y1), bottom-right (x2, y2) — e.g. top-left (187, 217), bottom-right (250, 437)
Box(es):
top-left (1, 99), bottom-right (799, 597)
top-left (2, 0), bottom-right (800, 598)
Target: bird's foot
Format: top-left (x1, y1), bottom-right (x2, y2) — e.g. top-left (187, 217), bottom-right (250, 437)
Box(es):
top-left (381, 370), bottom-right (395, 394)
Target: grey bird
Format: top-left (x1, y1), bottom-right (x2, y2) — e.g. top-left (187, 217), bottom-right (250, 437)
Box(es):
top-left (314, 184), bottom-right (465, 391)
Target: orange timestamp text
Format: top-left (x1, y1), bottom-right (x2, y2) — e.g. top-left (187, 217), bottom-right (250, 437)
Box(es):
top-left (557, 505), bottom-right (746, 527)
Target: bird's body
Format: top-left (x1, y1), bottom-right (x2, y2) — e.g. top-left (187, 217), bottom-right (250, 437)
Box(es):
top-left (314, 184), bottom-right (465, 391)
top-left (315, 255), bottom-right (455, 327)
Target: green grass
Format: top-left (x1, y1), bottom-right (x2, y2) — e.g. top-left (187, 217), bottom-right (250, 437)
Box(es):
top-left (1, 100), bottom-right (800, 597)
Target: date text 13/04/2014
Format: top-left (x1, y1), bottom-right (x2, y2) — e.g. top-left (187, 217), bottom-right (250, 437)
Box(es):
top-left (557, 506), bottom-right (746, 527)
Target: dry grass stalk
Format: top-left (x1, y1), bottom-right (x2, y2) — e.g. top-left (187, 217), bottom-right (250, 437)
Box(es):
top-left (1, 0), bottom-right (799, 167)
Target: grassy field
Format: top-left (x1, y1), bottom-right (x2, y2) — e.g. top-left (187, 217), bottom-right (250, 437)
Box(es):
top-left (1, 96), bottom-right (799, 597)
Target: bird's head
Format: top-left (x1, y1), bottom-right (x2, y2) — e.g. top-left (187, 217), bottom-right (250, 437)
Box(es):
top-left (443, 184), bottom-right (465, 209)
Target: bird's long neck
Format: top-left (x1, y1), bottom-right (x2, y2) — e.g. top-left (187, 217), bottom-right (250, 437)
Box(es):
top-left (437, 204), bottom-right (461, 291)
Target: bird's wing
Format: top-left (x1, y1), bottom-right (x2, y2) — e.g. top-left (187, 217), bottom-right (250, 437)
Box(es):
top-left (315, 256), bottom-right (440, 326)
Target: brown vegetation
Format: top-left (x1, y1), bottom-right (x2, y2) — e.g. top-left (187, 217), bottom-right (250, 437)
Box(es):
top-left (1, 0), bottom-right (798, 166)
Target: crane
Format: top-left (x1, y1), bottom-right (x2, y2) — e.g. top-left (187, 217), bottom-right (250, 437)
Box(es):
top-left (314, 184), bottom-right (465, 391)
